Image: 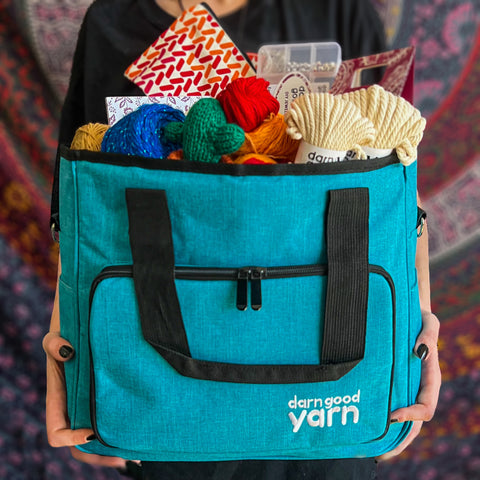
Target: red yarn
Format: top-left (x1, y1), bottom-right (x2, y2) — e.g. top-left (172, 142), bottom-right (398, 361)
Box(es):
top-left (216, 77), bottom-right (280, 132)
top-left (242, 157), bottom-right (273, 165)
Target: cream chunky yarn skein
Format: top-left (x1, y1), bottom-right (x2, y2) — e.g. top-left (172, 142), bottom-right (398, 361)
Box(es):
top-left (284, 93), bottom-right (376, 160)
top-left (340, 85), bottom-right (426, 165)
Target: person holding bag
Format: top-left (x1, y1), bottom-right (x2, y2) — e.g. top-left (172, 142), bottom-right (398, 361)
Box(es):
top-left (44, 1), bottom-right (440, 479)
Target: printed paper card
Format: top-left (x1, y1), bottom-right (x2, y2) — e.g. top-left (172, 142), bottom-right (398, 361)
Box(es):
top-left (124, 3), bottom-right (256, 97)
top-left (105, 96), bottom-right (200, 125)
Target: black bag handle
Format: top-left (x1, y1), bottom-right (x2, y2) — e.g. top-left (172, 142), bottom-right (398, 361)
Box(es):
top-left (126, 187), bottom-right (369, 384)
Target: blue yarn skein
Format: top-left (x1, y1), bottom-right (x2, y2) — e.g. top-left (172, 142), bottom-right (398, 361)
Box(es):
top-left (101, 103), bottom-right (185, 158)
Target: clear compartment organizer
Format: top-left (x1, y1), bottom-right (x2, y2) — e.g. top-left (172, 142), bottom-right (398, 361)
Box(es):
top-left (257, 42), bottom-right (342, 93)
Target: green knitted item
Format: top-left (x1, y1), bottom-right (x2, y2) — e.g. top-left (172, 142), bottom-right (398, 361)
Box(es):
top-left (164, 98), bottom-right (245, 163)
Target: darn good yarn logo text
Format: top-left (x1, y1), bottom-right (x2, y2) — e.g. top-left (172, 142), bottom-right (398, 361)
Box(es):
top-left (288, 390), bottom-right (361, 433)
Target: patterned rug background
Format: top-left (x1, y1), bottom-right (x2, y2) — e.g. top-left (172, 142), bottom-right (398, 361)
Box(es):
top-left (0, 0), bottom-right (479, 478)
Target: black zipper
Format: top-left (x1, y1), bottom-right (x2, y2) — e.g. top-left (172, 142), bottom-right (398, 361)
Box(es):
top-left (90, 264), bottom-right (329, 313)
top-left (90, 265), bottom-right (393, 313)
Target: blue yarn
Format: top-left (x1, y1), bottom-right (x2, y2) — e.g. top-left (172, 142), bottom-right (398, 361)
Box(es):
top-left (101, 103), bottom-right (185, 158)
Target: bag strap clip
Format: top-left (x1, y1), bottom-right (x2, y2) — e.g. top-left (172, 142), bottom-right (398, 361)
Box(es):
top-left (417, 207), bottom-right (427, 237)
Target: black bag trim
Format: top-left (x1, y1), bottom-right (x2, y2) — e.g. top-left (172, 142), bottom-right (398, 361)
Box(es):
top-left (322, 188), bottom-right (369, 364)
top-left (52, 145), bottom-right (399, 232)
top-left (60, 145), bottom-right (398, 175)
top-left (125, 188), bottom-right (370, 384)
top-left (50, 147), bottom-right (61, 232)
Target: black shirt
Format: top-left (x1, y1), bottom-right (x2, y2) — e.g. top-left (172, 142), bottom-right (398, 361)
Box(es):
top-left (58, 0), bottom-right (386, 145)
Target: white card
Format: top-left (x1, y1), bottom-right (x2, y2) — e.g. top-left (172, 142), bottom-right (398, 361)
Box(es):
top-left (105, 96), bottom-right (200, 125)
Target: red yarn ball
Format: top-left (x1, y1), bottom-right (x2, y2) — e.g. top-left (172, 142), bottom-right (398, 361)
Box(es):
top-left (216, 77), bottom-right (280, 132)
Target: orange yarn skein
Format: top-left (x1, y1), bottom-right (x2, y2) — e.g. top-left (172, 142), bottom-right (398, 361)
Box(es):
top-left (234, 113), bottom-right (300, 163)
top-left (216, 77), bottom-right (280, 132)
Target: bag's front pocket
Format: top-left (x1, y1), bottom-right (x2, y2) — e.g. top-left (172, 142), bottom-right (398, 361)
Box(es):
top-left (89, 262), bottom-right (395, 457)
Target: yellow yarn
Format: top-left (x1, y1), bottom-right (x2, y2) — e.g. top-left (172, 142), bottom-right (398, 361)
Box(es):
top-left (234, 113), bottom-right (300, 163)
top-left (340, 85), bottom-right (426, 165)
top-left (284, 93), bottom-right (376, 160)
top-left (70, 123), bottom-right (109, 151)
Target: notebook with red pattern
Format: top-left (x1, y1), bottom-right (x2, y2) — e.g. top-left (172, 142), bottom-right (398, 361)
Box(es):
top-left (125, 3), bottom-right (256, 97)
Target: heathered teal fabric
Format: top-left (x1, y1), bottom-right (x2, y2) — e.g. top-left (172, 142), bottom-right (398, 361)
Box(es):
top-left (59, 150), bottom-right (422, 460)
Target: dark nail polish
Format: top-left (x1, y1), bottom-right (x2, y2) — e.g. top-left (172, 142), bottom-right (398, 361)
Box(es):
top-left (416, 344), bottom-right (429, 360)
top-left (86, 434), bottom-right (96, 441)
top-left (390, 418), bottom-right (399, 423)
top-left (59, 345), bottom-right (74, 359)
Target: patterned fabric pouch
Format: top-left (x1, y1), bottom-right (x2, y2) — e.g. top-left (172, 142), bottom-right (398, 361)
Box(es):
top-left (124, 2), bottom-right (256, 97)
top-left (330, 46), bottom-right (415, 103)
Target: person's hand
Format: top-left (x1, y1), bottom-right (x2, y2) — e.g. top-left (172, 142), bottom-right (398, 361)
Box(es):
top-left (43, 331), bottom-right (128, 468)
top-left (377, 310), bottom-right (441, 461)
top-left (43, 331), bottom-right (93, 447)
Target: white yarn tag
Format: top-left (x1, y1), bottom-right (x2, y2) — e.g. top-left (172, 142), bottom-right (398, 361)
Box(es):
top-left (295, 141), bottom-right (348, 164)
top-left (347, 146), bottom-right (393, 159)
top-left (272, 72), bottom-right (312, 115)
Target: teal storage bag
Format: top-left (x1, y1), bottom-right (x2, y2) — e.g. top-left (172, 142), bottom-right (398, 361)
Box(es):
top-left (58, 145), bottom-right (422, 460)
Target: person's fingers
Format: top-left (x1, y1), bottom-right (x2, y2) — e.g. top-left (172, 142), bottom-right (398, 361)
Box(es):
top-left (376, 420), bottom-right (423, 461)
top-left (413, 346), bottom-right (441, 420)
top-left (69, 447), bottom-right (129, 468)
top-left (43, 331), bottom-right (75, 362)
top-left (44, 332), bottom-right (89, 448)
top-left (45, 357), bottom-right (95, 447)
top-left (45, 353), bottom-right (92, 447)
top-left (390, 404), bottom-right (433, 423)
top-left (47, 428), bottom-right (95, 448)
top-left (414, 311), bottom-right (440, 361)
top-left (375, 312), bottom-right (441, 461)
top-left (390, 378), bottom-right (440, 422)
top-left (391, 336), bottom-right (441, 423)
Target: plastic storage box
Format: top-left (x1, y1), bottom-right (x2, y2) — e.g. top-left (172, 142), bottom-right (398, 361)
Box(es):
top-left (257, 42), bottom-right (342, 93)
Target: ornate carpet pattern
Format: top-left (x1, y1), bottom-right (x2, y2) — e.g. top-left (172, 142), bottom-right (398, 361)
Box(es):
top-left (0, 0), bottom-right (479, 478)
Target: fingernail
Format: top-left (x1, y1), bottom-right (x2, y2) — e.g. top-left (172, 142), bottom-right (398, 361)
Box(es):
top-left (390, 418), bottom-right (399, 423)
top-left (86, 434), bottom-right (96, 441)
top-left (59, 345), bottom-right (74, 359)
top-left (416, 344), bottom-right (429, 360)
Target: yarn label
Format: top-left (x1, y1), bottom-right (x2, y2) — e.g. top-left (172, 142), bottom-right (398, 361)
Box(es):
top-left (272, 72), bottom-right (312, 115)
top-left (295, 141), bottom-right (348, 164)
top-left (348, 147), bottom-right (393, 160)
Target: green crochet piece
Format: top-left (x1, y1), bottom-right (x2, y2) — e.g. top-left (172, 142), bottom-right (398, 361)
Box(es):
top-left (164, 98), bottom-right (245, 163)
